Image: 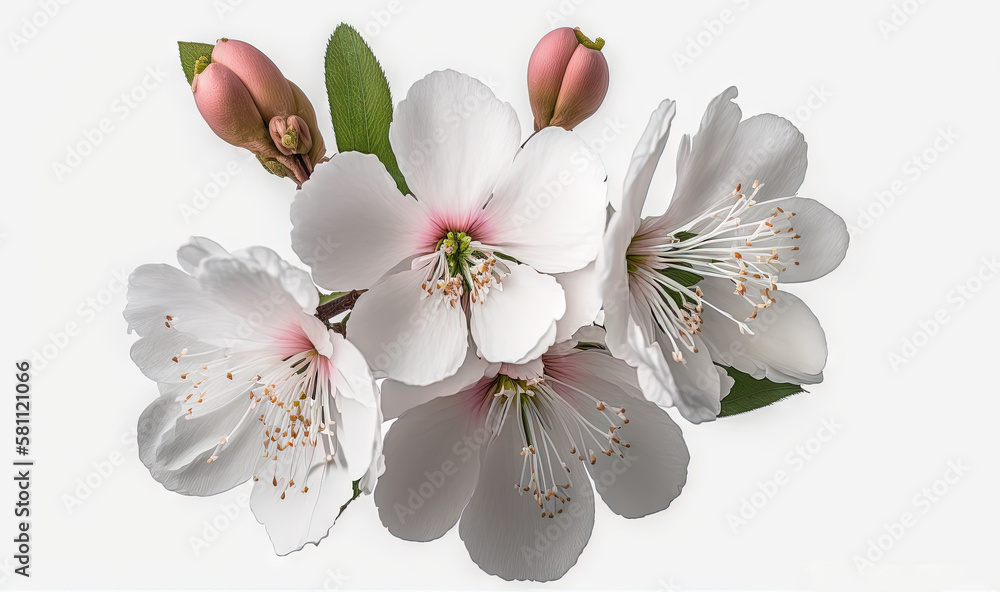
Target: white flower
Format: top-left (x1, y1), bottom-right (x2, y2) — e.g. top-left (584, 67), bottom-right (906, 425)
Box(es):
top-left (373, 327), bottom-right (689, 582)
top-left (290, 69), bottom-right (608, 387)
top-left (601, 88), bottom-right (850, 423)
top-left (124, 238), bottom-right (382, 555)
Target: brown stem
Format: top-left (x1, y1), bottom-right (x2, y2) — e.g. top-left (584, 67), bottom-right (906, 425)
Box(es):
top-left (315, 289), bottom-right (366, 322)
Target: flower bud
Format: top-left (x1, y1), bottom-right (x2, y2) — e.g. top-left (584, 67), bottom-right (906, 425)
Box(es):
top-left (209, 38), bottom-right (296, 123)
top-left (269, 115), bottom-right (313, 156)
top-left (192, 61), bottom-right (273, 152)
top-left (527, 27), bottom-right (609, 131)
top-left (188, 38), bottom-right (327, 188)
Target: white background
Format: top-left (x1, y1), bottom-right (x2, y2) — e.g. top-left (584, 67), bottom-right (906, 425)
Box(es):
top-left (1, 0), bottom-right (998, 590)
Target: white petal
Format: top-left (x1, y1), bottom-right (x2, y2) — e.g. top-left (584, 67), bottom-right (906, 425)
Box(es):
top-left (618, 99), bottom-right (677, 219)
top-left (470, 264), bottom-right (565, 364)
top-left (553, 261), bottom-right (602, 343)
top-left (375, 388), bottom-right (487, 541)
top-left (291, 153), bottom-right (427, 291)
top-left (744, 196), bottom-right (849, 283)
top-left (698, 277), bottom-right (827, 384)
top-left (137, 387), bottom-right (261, 496)
top-left (124, 264), bottom-right (232, 338)
top-left (250, 444), bottom-right (353, 555)
top-left (177, 236), bottom-right (228, 274)
top-left (598, 214), bottom-right (640, 363)
top-left (482, 127), bottom-right (608, 273)
top-left (665, 88), bottom-right (807, 230)
top-left (458, 408), bottom-right (595, 582)
top-left (335, 395), bottom-right (381, 481)
top-left (381, 350), bottom-right (491, 420)
top-left (390, 69), bottom-right (520, 213)
top-left (626, 319), bottom-right (721, 424)
top-left (544, 349), bottom-right (689, 518)
top-left (348, 265), bottom-right (469, 386)
top-left (232, 245), bottom-right (319, 312)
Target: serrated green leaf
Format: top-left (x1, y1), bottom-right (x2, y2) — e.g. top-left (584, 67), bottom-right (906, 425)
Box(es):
top-left (718, 366), bottom-right (806, 417)
top-left (324, 24), bottom-right (408, 195)
top-left (178, 41), bottom-right (215, 86)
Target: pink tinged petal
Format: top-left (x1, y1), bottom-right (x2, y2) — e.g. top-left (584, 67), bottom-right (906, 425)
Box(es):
top-left (209, 38), bottom-right (295, 123)
top-left (194, 257), bottom-right (309, 343)
top-left (544, 349), bottom-right (690, 518)
top-left (470, 264), bottom-right (565, 364)
top-left (389, 69), bottom-right (521, 215)
top-left (619, 99), bottom-right (677, 218)
top-left (249, 444), bottom-right (353, 556)
top-left (375, 388), bottom-right (489, 541)
top-left (381, 350), bottom-right (491, 420)
top-left (290, 153), bottom-right (427, 291)
top-left (458, 405), bottom-right (595, 582)
top-left (483, 127), bottom-right (608, 274)
top-left (553, 261), bottom-right (602, 343)
top-left (549, 42), bottom-right (610, 131)
top-left (698, 277), bottom-right (828, 384)
top-left (137, 387), bottom-right (262, 496)
top-left (348, 264), bottom-right (469, 386)
top-left (527, 27), bottom-right (579, 131)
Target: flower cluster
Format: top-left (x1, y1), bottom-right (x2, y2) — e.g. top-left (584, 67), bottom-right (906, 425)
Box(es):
top-left (127, 25), bottom-right (847, 582)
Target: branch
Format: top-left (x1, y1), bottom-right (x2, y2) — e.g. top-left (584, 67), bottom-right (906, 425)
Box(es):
top-left (315, 289), bottom-right (366, 321)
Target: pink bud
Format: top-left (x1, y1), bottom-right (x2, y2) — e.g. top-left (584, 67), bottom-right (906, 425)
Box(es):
top-left (288, 81), bottom-right (327, 168)
top-left (527, 27), bottom-right (609, 131)
top-left (192, 62), bottom-right (272, 151)
top-left (210, 38), bottom-right (296, 123)
top-left (269, 115), bottom-right (313, 157)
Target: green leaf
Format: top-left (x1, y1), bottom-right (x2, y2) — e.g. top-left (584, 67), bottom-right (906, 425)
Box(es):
top-left (318, 291), bottom-right (348, 306)
top-left (718, 366), bottom-right (806, 417)
top-left (673, 231), bottom-right (698, 242)
top-left (660, 265), bottom-right (703, 288)
top-left (178, 41), bottom-right (215, 86)
top-left (324, 24), bottom-right (408, 195)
